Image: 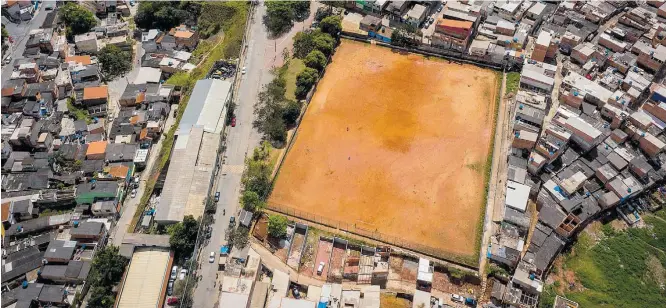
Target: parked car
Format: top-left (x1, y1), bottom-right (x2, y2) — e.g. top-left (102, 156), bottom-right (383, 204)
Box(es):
top-left (451, 294), bottom-right (464, 303)
top-left (179, 268), bottom-right (188, 280)
top-left (214, 191), bottom-right (220, 202)
top-left (229, 216), bottom-right (236, 227)
top-left (437, 5), bottom-right (443, 12)
top-left (131, 189), bottom-right (137, 198)
top-left (292, 288), bottom-right (301, 299)
top-left (4, 56), bottom-right (12, 65)
top-left (317, 262), bottom-right (325, 275)
top-left (130, 0), bottom-right (136, 6)
top-left (231, 117), bottom-right (237, 127)
top-left (170, 266), bottom-right (178, 280)
top-left (209, 251), bottom-right (216, 263)
top-left (167, 297), bottom-right (179, 306)
top-left (167, 281), bottom-right (174, 296)
top-left (241, 67), bottom-right (247, 74)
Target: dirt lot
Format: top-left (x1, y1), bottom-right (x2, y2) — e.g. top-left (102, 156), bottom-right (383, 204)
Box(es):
top-left (270, 40), bottom-right (499, 258)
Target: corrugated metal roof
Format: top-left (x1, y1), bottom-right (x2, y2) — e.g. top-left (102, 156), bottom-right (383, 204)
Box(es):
top-left (177, 79), bottom-right (232, 135)
top-left (117, 248), bottom-right (171, 308)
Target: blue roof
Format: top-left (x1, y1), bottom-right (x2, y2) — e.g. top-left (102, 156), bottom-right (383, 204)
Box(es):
top-left (220, 245), bottom-right (229, 254)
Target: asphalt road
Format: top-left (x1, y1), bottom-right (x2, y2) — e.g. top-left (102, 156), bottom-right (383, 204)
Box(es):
top-left (190, 2), bottom-right (319, 307)
top-left (1, 6), bottom-right (48, 83)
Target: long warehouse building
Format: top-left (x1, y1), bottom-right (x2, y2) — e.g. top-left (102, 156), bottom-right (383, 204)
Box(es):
top-left (154, 78), bottom-right (232, 225)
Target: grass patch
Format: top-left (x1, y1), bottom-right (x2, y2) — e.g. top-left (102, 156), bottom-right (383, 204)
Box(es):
top-left (505, 72), bottom-right (520, 95)
top-left (553, 211), bottom-right (666, 307)
top-left (67, 98), bottom-right (92, 123)
top-left (284, 58), bottom-right (305, 101)
top-left (465, 162), bottom-right (483, 173)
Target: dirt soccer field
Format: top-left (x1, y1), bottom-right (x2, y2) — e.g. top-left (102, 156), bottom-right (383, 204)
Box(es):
top-left (270, 40), bottom-right (499, 260)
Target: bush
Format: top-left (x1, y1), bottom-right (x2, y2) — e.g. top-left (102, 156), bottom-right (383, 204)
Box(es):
top-left (268, 215), bottom-right (288, 238)
top-left (304, 49), bottom-right (327, 71)
top-left (295, 67), bottom-right (319, 98)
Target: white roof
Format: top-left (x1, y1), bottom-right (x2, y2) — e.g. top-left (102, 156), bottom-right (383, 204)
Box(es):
top-left (566, 116), bottom-right (602, 140)
top-left (134, 149), bottom-right (148, 162)
top-left (412, 290), bottom-right (432, 308)
top-left (536, 30), bottom-right (552, 46)
top-left (177, 79), bottom-right (232, 135)
top-left (133, 67), bottom-right (162, 84)
top-left (219, 292), bottom-right (250, 308)
top-left (528, 2), bottom-right (546, 16)
top-left (281, 298), bottom-right (317, 308)
top-left (505, 180), bottom-right (530, 212)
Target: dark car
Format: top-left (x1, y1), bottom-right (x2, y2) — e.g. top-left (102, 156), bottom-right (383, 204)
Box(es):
top-left (229, 216), bottom-right (236, 227)
top-left (214, 191), bottom-right (220, 202)
top-left (167, 281), bottom-right (174, 296)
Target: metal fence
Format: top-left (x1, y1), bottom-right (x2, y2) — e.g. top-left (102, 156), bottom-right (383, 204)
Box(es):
top-left (267, 203), bottom-right (478, 269)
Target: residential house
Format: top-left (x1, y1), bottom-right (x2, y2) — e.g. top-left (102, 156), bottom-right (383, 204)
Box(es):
top-left (44, 240), bottom-right (77, 264)
top-left (75, 32), bottom-right (100, 54)
top-left (86, 141), bottom-right (107, 160)
top-left (520, 60), bottom-right (557, 94)
top-left (433, 19), bottom-right (474, 52)
top-left (403, 4), bottom-right (427, 28)
top-left (81, 85), bottom-right (108, 108)
top-left (75, 181), bottom-right (119, 204)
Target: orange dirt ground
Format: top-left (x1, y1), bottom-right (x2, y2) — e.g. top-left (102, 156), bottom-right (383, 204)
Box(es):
top-left (269, 40), bottom-right (499, 258)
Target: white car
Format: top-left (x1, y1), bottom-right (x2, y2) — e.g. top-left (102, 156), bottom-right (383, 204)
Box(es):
top-left (241, 67), bottom-right (247, 74)
top-left (451, 294), bottom-right (464, 303)
top-left (317, 262), bottom-right (325, 275)
top-left (130, 189), bottom-right (137, 198)
top-left (179, 268), bottom-right (188, 280)
top-left (170, 266), bottom-right (177, 280)
top-left (209, 251), bottom-right (216, 263)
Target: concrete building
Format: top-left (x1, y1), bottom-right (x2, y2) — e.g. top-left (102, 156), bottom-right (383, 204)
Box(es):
top-left (505, 180), bottom-right (531, 212)
top-left (520, 60), bottom-right (556, 94)
top-left (433, 19), bottom-right (474, 52)
top-left (74, 32), bottom-right (99, 54)
top-left (532, 30), bottom-right (557, 62)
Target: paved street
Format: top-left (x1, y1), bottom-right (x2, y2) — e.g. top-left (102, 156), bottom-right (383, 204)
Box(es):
top-left (1, 6), bottom-right (48, 83)
top-left (191, 2), bottom-right (319, 307)
top-left (109, 106), bottom-right (177, 247)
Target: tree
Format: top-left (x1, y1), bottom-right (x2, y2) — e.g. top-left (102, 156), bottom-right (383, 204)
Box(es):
top-left (60, 3), bottom-right (97, 37)
top-left (319, 15), bottom-right (342, 37)
top-left (293, 31), bottom-right (316, 58)
top-left (98, 45), bottom-right (132, 79)
top-left (304, 49), bottom-right (327, 71)
top-left (90, 245), bottom-right (127, 287)
top-left (168, 215), bottom-right (199, 262)
top-left (283, 100), bottom-right (302, 126)
top-left (1, 25), bottom-right (8, 43)
top-left (295, 67), bottom-right (319, 98)
top-left (312, 32), bottom-right (336, 56)
top-left (254, 77), bottom-right (289, 146)
top-left (134, 1), bottom-right (188, 30)
top-left (87, 286), bottom-right (115, 308)
top-left (241, 190), bottom-right (265, 212)
top-left (227, 226), bottom-right (250, 249)
top-left (268, 215), bottom-right (288, 238)
top-left (265, 1), bottom-right (295, 36)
